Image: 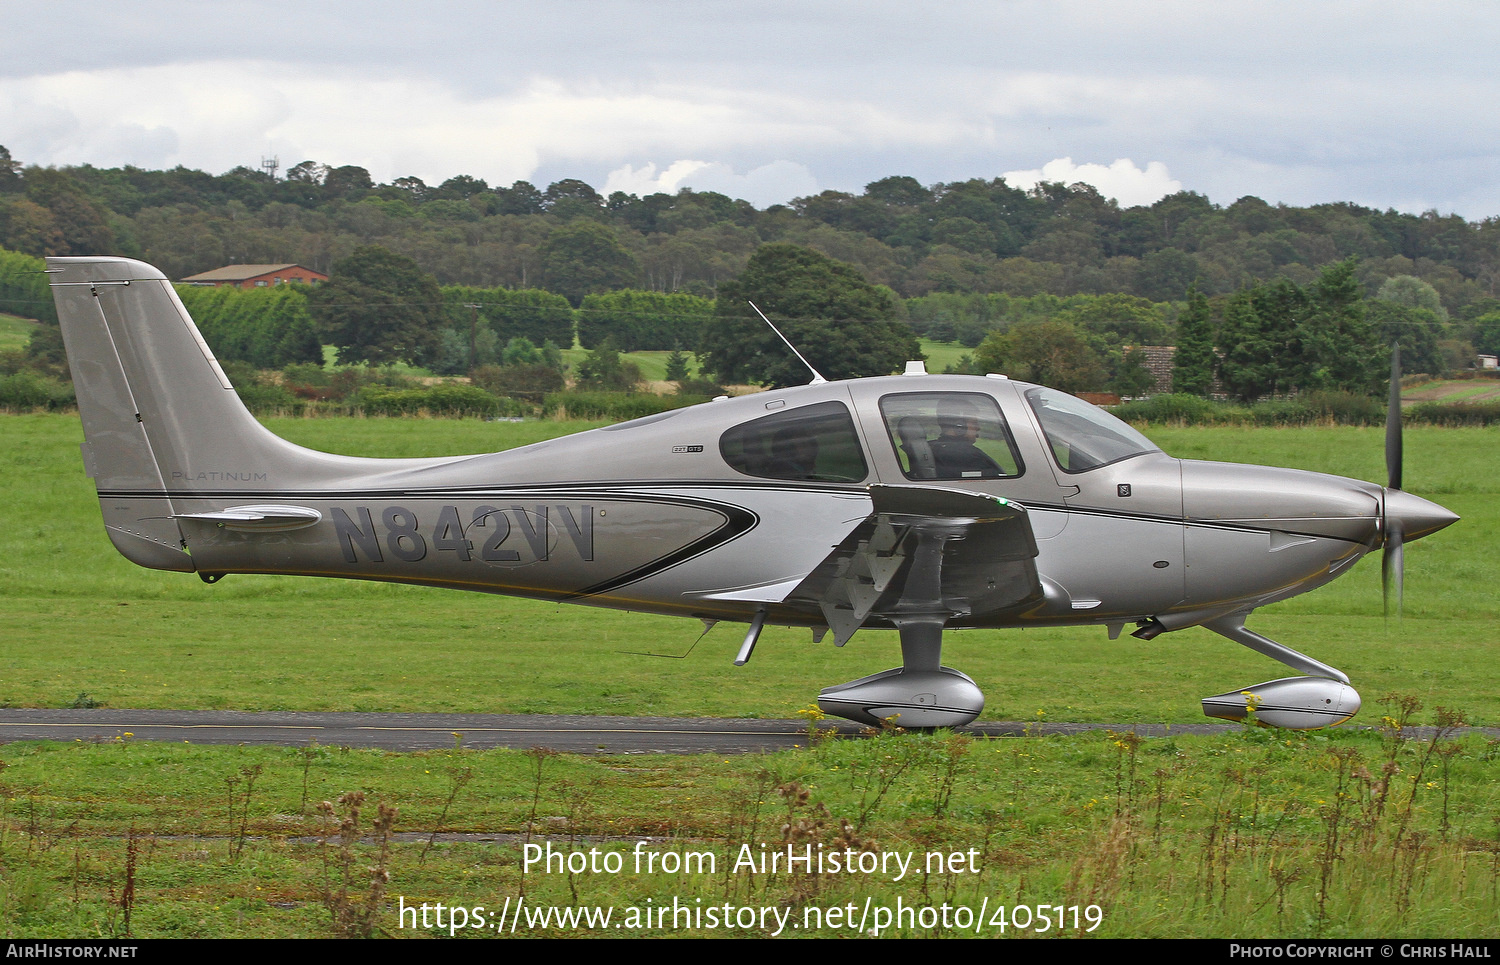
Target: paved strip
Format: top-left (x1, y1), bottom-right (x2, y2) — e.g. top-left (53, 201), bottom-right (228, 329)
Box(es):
top-left (7, 710), bottom-right (1479, 753)
top-left (0, 708), bottom-right (1249, 753)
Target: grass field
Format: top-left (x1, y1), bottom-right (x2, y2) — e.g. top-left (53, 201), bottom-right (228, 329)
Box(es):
top-left (3, 415), bottom-right (1492, 722)
top-left (0, 313), bottom-right (39, 353)
top-left (917, 339), bottom-right (974, 373)
top-left (2, 412), bottom-right (1497, 938)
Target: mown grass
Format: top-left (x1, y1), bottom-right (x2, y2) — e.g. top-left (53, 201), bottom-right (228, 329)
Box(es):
top-left (0, 313), bottom-right (39, 352)
top-left (918, 339), bottom-right (972, 373)
top-left (2, 413), bottom-right (1497, 938)
top-left (2, 415), bottom-right (1493, 722)
top-left (556, 347), bottom-right (703, 384)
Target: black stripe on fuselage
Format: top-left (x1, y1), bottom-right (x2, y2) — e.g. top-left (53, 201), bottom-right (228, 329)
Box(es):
top-left (102, 486), bottom-right (765, 598)
top-left (96, 481), bottom-right (1371, 546)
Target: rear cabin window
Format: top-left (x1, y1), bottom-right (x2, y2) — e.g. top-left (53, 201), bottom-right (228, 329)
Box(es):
top-left (719, 401), bottom-right (868, 482)
top-left (879, 392), bottom-right (1023, 480)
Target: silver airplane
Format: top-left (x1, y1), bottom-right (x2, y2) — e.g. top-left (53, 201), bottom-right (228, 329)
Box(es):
top-left (47, 256), bottom-right (1458, 730)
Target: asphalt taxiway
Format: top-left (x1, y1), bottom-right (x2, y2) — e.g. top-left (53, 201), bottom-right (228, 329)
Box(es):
top-left (0, 708), bottom-right (1244, 753)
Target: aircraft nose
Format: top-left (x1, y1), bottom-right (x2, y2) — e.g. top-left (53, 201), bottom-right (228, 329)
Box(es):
top-left (1384, 489), bottom-right (1459, 544)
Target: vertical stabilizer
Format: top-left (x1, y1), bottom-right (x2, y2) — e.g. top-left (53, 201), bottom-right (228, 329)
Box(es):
top-left (49, 257), bottom-right (300, 570)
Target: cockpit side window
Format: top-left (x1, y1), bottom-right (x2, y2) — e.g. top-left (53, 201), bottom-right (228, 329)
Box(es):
top-left (1024, 386), bottom-right (1160, 473)
top-left (878, 393), bottom-right (1023, 481)
top-left (719, 401), bottom-right (868, 482)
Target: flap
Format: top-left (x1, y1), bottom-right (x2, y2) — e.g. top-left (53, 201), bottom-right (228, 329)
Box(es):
top-left (787, 484), bottom-right (1043, 645)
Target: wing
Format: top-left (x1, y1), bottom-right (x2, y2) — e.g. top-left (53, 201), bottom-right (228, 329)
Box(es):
top-left (785, 484), bottom-right (1043, 644)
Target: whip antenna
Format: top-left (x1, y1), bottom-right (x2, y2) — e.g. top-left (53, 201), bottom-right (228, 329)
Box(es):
top-left (748, 300), bottom-right (827, 385)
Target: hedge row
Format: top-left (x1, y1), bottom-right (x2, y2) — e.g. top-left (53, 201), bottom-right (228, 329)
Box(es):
top-left (539, 391), bottom-right (711, 421)
top-left (1111, 391), bottom-right (1500, 426)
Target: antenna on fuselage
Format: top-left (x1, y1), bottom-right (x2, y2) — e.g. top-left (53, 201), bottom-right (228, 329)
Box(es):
top-left (748, 300), bottom-right (827, 385)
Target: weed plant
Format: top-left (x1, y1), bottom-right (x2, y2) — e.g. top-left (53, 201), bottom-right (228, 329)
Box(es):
top-left (0, 711), bottom-right (1497, 937)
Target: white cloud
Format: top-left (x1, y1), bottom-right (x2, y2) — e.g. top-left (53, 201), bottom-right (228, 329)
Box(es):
top-left (606, 159), bottom-right (819, 208)
top-left (603, 160), bottom-right (712, 197)
top-left (1001, 158), bottom-right (1183, 208)
top-left (0, 64), bottom-right (837, 189)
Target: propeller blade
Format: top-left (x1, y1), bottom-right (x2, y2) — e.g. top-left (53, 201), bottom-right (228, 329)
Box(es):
top-left (1383, 515), bottom-right (1404, 620)
top-left (1383, 342), bottom-right (1404, 618)
top-left (1386, 342), bottom-right (1402, 492)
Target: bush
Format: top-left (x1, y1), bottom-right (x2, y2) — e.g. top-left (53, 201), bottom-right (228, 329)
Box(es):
top-left (1112, 390), bottom-right (1500, 427)
top-left (1286, 390), bottom-right (1385, 426)
top-left (354, 382), bottom-right (524, 418)
top-left (1111, 393), bottom-right (1223, 425)
top-left (470, 363), bottom-right (565, 402)
top-left (234, 382), bottom-right (301, 415)
top-left (423, 383), bottom-right (505, 417)
top-left (282, 362), bottom-right (330, 387)
top-left (1406, 401), bottom-right (1500, 426)
top-left (353, 385), bottom-right (433, 416)
top-left (540, 391), bottom-right (696, 421)
top-left (0, 371), bottom-right (74, 410)
top-left (675, 377), bottom-right (724, 397)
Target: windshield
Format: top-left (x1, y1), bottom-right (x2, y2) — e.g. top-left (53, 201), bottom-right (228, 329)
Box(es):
top-left (1024, 386), bottom-right (1159, 473)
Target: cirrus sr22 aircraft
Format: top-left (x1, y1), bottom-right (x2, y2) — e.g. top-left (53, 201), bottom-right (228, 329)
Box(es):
top-left (47, 256), bottom-right (1457, 729)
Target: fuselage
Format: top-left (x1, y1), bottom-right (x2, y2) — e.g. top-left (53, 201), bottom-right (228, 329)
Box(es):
top-left (158, 372), bottom-right (1450, 633)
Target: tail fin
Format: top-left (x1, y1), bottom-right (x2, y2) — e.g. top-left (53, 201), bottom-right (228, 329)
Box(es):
top-left (49, 257), bottom-right (322, 570)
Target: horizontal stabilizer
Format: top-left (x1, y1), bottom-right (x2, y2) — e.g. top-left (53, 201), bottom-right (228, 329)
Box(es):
top-left (174, 505), bottom-right (324, 532)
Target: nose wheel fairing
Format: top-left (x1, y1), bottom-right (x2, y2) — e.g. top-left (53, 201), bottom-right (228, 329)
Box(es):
top-left (1196, 612), bottom-right (1360, 729)
top-left (1203, 676), bottom-right (1362, 729)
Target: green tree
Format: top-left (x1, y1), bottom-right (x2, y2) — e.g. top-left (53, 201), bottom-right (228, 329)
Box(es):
top-left (1173, 285), bottom-right (1216, 396)
top-left (310, 246), bottom-right (444, 365)
top-left (1111, 346), bottom-right (1155, 398)
top-left (0, 246), bottom-right (56, 323)
top-left (540, 221), bottom-right (639, 305)
top-left (501, 337), bottom-right (549, 368)
top-left (0, 146), bottom-right (22, 194)
top-left (574, 338), bottom-right (641, 391)
top-left (974, 319), bottom-right (1106, 393)
top-left (1299, 258), bottom-right (1380, 393)
top-left (1134, 248), bottom-right (1201, 302)
top-left (441, 286), bottom-right (574, 348)
top-left (664, 348), bottom-right (690, 382)
top-left (175, 284), bottom-right (321, 368)
top-left (699, 243), bottom-right (917, 387)
top-left (1376, 275), bottom-right (1447, 318)
top-left (22, 168), bottom-right (113, 254)
top-left (1473, 311), bottom-right (1500, 356)
top-left (1055, 293), bottom-right (1171, 347)
top-left (1368, 301), bottom-right (1446, 376)
top-left (1217, 281), bottom-right (1304, 402)
top-left (323, 165), bottom-right (374, 200)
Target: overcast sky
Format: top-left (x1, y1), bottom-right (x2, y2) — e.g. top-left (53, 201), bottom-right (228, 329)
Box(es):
top-left (3, 1), bottom-right (1497, 216)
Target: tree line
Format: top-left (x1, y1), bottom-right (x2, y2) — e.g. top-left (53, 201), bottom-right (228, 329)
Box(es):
top-left (4, 138), bottom-right (1499, 400)
top-left (4, 236), bottom-right (1493, 402)
top-left (3, 145), bottom-right (1499, 318)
